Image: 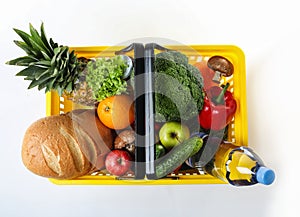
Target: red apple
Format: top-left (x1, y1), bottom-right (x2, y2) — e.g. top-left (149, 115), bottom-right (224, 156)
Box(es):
top-left (105, 149), bottom-right (132, 176)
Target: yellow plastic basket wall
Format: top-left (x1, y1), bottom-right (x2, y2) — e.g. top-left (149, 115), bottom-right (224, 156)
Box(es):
top-left (46, 45), bottom-right (247, 185)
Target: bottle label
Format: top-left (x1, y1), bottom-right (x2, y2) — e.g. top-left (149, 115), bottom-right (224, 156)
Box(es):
top-left (225, 146), bottom-right (264, 186)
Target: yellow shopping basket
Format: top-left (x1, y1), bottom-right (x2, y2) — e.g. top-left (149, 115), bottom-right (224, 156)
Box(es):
top-left (46, 44), bottom-right (247, 185)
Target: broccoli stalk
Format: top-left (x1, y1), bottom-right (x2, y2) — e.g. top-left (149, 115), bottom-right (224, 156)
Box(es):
top-left (154, 51), bottom-right (204, 122)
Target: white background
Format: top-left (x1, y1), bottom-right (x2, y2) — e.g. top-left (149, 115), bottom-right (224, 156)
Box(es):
top-left (1, 0), bottom-right (299, 216)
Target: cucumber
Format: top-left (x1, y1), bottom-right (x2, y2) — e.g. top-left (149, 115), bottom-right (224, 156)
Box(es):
top-left (155, 136), bottom-right (203, 179)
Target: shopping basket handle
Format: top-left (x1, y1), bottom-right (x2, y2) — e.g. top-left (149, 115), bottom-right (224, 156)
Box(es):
top-left (144, 43), bottom-right (169, 180)
top-left (116, 43), bottom-right (146, 180)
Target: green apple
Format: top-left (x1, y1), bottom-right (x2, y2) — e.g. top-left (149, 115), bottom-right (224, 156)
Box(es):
top-left (159, 122), bottom-right (190, 150)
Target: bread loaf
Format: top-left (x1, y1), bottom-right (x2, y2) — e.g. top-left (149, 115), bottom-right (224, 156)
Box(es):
top-left (21, 109), bottom-right (113, 179)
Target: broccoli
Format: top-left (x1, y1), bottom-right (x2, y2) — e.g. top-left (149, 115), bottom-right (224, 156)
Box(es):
top-left (154, 51), bottom-right (204, 122)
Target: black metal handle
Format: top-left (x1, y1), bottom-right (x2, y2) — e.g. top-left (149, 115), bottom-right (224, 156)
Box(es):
top-left (116, 43), bottom-right (169, 180)
top-left (144, 43), bottom-right (169, 180)
top-left (116, 43), bottom-right (146, 180)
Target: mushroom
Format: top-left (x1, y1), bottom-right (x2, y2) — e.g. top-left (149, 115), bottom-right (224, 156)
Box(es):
top-left (114, 130), bottom-right (135, 155)
top-left (207, 56), bottom-right (234, 83)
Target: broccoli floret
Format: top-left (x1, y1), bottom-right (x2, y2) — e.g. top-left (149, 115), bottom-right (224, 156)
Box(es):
top-left (154, 51), bottom-right (204, 122)
top-left (155, 51), bottom-right (189, 71)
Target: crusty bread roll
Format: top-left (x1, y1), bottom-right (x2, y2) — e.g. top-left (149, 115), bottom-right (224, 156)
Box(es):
top-left (21, 109), bottom-right (113, 179)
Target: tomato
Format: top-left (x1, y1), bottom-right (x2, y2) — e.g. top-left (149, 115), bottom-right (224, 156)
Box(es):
top-left (194, 61), bottom-right (218, 91)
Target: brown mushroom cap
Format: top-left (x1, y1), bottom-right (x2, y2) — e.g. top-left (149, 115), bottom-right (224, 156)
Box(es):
top-left (207, 56), bottom-right (234, 77)
top-left (114, 130), bottom-right (135, 155)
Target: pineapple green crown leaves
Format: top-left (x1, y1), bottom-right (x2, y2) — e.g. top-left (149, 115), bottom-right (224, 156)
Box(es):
top-left (6, 23), bottom-right (83, 96)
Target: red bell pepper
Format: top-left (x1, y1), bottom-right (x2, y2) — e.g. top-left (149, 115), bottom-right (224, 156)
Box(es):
top-left (198, 83), bottom-right (237, 131)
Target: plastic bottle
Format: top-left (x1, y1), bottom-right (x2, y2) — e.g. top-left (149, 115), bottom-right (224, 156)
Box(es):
top-left (205, 141), bottom-right (275, 186)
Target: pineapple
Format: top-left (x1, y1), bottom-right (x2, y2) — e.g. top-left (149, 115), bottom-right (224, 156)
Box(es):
top-left (70, 59), bottom-right (97, 106)
top-left (6, 23), bottom-right (96, 106)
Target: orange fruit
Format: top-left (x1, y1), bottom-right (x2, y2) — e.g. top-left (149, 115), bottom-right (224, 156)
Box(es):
top-left (97, 95), bottom-right (135, 130)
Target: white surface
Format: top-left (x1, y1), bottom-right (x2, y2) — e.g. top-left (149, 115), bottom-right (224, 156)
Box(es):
top-left (1, 0), bottom-right (299, 216)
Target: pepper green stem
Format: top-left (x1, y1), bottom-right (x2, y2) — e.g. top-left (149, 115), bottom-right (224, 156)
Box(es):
top-left (215, 83), bottom-right (230, 104)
